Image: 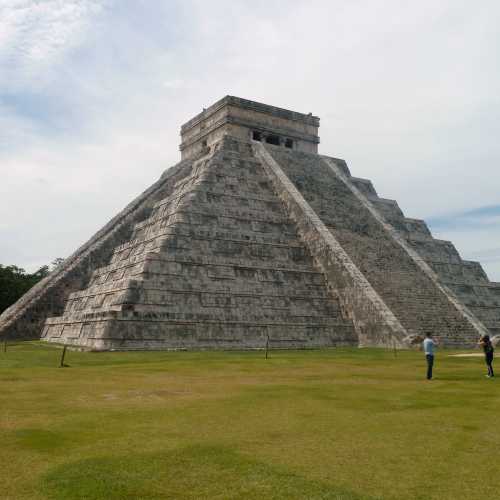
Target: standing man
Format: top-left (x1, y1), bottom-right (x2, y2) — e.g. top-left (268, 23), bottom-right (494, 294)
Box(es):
top-left (423, 333), bottom-right (437, 380)
top-left (478, 335), bottom-right (495, 378)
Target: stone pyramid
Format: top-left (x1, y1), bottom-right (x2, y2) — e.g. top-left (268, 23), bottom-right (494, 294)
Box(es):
top-left (1, 96), bottom-right (498, 350)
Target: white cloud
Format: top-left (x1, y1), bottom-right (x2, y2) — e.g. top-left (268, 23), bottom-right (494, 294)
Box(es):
top-left (0, 0), bottom-right (106, 91)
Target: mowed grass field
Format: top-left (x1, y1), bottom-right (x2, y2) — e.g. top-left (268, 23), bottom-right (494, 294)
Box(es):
top-left (1, 342), bottom-right (499, 500)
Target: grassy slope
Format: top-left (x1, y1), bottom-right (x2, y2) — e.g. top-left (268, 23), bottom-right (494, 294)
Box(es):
top-left (0, 342), bottom-right (498, 500)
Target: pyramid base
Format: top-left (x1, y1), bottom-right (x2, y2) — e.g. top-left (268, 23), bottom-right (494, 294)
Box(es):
top-left (42, 312), bottom-right (357, 351)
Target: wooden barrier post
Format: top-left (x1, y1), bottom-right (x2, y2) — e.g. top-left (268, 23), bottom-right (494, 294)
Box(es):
top-left (59, 345), bottom-right (68, 368)
top-left (265, 333), bottom-right (270, 359)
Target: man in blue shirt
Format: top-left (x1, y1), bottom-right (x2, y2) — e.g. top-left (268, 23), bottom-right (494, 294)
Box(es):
top-left (423, 333), bottom-right (438, 380)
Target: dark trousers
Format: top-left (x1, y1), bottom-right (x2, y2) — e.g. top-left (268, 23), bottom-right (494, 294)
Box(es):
top-left (426, 354), bottom-right (434, 380)
top-left (485, 352), bottom-right (494, 377)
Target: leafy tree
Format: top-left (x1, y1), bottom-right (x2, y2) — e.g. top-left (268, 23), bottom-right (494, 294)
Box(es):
top-left (0, 261), bottom-right (58, 314)
top-left (50, 257), bottom-right (65, 271)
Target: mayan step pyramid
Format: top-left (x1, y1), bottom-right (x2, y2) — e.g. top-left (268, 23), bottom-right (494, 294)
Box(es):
top-left (1, 96), bottom-right (499, 350)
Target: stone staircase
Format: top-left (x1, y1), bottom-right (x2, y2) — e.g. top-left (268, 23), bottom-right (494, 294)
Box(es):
top-left (265, 146), bottom-right (485, 347)
top-left (348, 170), bottom-right (500, 338)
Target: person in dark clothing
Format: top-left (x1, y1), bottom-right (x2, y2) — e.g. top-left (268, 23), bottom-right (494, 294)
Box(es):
top-left (478, 335), bottom-right (495, 378)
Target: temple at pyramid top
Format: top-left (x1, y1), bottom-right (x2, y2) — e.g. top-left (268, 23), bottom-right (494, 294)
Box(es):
top-left (180, 95), bottom-right (320, 159)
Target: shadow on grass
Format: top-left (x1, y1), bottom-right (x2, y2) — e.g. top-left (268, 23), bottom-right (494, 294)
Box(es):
top-left (41, 444), bottom-right (378, 500)
top-left (15, 429), bottom-right (67, 452)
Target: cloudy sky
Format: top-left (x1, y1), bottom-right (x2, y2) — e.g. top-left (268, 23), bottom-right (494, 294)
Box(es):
top-left (1, 0), bottom-right (499, 280)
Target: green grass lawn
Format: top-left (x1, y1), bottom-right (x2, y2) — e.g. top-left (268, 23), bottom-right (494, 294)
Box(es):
top-left (1, 342), bottom-right (498, 500)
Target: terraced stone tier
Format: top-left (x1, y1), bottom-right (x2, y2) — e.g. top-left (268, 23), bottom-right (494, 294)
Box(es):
top-left (265, 146), bottom-right (486, 347)
top-left (0, 158), bottom-right (195, 340)
top-left (350, 174), bottom-right (500, 337)
top-left (347, 177), bottom-right (500, 337)
top-left (8, 131), bottom-right (496, 349)
top-left (42, 136), bottom-right (356, 350)
top-left (5, 90), bottom-right (497, 350)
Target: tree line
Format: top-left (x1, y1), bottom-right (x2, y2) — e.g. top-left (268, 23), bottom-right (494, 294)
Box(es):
top-left (0, 258), bottom-right (64, 314)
